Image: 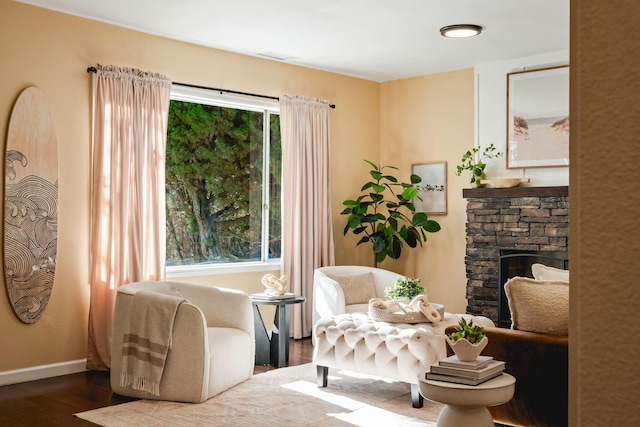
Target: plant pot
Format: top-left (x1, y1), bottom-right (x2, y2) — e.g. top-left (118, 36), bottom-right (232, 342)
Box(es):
top-left (446, 336), bottom-right (489, 362)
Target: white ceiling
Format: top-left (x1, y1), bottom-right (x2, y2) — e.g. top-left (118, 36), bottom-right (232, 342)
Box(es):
top-left (16, 0), bottom-right (569, 82)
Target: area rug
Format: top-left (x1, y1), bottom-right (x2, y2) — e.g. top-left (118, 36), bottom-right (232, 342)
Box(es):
top-left (75, 363), bottom-right (442, 426)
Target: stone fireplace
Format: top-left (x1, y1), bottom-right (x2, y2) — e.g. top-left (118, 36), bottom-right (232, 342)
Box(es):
top-left (462, 186), bottom-right (569, 324)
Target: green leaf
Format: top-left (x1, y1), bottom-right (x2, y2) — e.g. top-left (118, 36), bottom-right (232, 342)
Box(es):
top-left (372, 184), bottom-right (385, 193)
top-left (370, 170), bottom-right (382, 181)
top-left (361, 182), bottom-right (373, 191)
top-left (404, 228), bottom-right (418, 248)
top-left (373, 236), bottom-right (388, 254)
top-left (382, 175), bottom-right (398, 183)
top-left (401, 187), bottom-right (417, 200)
top-left (423, 219), bottom-right (441, 233)
top-left (353, 226), bottom-right (367, 234)
top-left (356, 236), bottom-right (370, 246)
top-left (370, 193), bottom-right (383, 203)
top-left (342, 199), bottom-right (358, 208)
top-left (410, 174), bottom-right (422, 184)
top-left (348, 215), bottom-right (363, 229)
top-left (391, 235), bottom-right (402, 258)
top-left (388, 217), bottom-right (398, 230)
top-left (362, 214), bottom-right (379, 223)
top-left (399, 225), bottom-right (408, 239)
top-left (364, 159), bottom-right (378, 170)
top-left (412, 212), bottom-right (428, 226)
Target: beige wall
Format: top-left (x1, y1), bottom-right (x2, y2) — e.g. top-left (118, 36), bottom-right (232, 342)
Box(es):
top-left (0, 0), bottom-right (379, 371)
top-left (569, 1), bottom-right (640, 425)
top-left (378, 70), bottom-right (475, 313)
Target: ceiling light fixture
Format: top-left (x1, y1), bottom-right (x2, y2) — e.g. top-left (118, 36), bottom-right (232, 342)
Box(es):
top-left (440, 24), bottom-right (483, 38)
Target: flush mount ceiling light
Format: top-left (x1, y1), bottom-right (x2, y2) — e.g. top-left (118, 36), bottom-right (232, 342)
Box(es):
top-left (440, 24), bottom-right (483, 38)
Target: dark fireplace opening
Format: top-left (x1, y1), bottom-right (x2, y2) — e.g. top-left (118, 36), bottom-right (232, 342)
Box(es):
top-left (497, 250), bottom-right (569, 328)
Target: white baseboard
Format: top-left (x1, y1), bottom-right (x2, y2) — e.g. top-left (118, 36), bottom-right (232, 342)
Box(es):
top-left (0, 359), bottom-right (87, 386)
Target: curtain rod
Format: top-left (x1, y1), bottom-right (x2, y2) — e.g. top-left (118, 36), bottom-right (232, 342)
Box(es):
top-left (86, 67), bottom-right (335, 109)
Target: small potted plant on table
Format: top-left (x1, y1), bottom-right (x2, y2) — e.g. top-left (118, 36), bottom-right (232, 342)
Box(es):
top-left (446, 318), bottom-right (488, 361)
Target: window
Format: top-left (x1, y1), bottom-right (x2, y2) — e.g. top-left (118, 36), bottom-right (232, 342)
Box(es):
top-left (165, 86), bottom-right (281, 274)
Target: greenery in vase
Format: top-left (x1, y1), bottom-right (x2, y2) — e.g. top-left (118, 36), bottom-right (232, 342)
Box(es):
top-left (384, 277), bottom-right (425, 300)
top-left (447, 318), bottom-right (486, 344)
top-left (455, 144), bottom-right (503, 185)
top-left (341, 160), bottom-right (441, 267)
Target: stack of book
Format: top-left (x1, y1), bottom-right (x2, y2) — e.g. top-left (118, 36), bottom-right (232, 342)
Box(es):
top-left (426, 355), bottom-right (506, 385)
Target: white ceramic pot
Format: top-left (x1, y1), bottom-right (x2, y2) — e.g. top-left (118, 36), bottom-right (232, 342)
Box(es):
top-left (446, 336), bottom-right (489, 362)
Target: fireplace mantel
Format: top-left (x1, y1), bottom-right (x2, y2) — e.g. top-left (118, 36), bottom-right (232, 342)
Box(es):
top-left (463, 185), bottom-right (568, 199)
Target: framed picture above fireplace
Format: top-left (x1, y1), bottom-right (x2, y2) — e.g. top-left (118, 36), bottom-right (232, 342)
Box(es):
top-left (506, 65), bottom-right (569, 169)
top-left (412, 161), bottom-right (447, 214)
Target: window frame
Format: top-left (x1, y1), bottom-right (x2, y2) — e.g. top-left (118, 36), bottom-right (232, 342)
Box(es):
top-left (165, 85), bottom-right (282, 278)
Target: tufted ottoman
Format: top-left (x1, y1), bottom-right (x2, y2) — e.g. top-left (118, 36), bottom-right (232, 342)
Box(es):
top-left (313, 312), bottom-right (495, 408)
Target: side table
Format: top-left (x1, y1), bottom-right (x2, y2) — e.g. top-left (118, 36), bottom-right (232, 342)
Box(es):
top-left (418, 372), bottom-right (516, 427)
top-left (250, 295), bottom-right (305, 368)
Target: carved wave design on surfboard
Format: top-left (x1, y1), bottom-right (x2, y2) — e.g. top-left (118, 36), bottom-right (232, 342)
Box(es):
top-left (5, 150), bottom-right (57, 324)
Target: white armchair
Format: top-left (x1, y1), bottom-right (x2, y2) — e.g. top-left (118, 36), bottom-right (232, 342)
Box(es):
top-left (110, 281), bottom-right (255, 403)
top-left (312, 265), bottom-right (404, 328)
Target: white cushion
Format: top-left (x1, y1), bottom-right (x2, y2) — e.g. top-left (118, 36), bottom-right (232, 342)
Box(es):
top-left (531, 263), bottom-right (569, 281)
top-left (505, 276), bottom-right (569, 335)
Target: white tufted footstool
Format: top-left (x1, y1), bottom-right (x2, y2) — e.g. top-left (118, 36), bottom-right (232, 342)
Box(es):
top-left (313, 312), bottom-right (495, 408)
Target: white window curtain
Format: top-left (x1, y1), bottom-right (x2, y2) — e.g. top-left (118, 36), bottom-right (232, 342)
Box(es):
top-left (87, 64), bottom-right (172, 370)
top-left (280, 94), bottom-right (335, 339)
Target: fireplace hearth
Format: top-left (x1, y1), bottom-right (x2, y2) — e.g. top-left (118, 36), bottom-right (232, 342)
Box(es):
top-left (463, 186), bottom-right (569, 324)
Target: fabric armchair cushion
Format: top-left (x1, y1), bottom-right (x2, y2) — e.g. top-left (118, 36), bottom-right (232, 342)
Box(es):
top-left (504, 276), bottom-right (569, 335)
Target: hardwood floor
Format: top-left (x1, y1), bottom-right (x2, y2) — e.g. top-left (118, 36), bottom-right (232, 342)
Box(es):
top-left (0, 338), bottom-right (314, 427)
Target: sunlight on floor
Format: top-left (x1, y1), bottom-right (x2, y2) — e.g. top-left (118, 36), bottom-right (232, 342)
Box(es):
top-left (281, 371), bottom-right (435, 427)
top-left (330, 369), bottom-right (396, 383)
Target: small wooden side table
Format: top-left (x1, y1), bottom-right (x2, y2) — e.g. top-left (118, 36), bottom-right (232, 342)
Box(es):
top-left (250, 295), bottom-right (305, 368)
top-left (418, 372), bottom-right (516, 427)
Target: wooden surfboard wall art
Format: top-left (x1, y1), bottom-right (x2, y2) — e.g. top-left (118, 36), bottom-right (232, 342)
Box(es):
top-left (4, 87), bottom-right (58, 323)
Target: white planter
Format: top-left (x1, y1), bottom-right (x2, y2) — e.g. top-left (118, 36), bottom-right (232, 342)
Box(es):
top-left (446, 336), bottom-right (489, 362)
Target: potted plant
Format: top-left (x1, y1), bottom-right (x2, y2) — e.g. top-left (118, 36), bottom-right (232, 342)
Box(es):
top-left (384, 277), bottom-right (425, 301)
top-left (341, 160), bottom-right (441, 267)
top-left (446, 318), bottom-right (489, 361)
top-left (455, 144), bottom-right (503, 186)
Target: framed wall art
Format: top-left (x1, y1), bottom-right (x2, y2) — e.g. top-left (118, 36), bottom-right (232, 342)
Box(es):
top-left (412, 162), bottom-right (447, 215)
top-left (506, 65), bottom-right (569, 169)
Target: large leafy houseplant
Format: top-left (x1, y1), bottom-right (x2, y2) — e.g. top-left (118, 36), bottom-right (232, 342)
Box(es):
top-left (341, 160), bottom-right (441, 267)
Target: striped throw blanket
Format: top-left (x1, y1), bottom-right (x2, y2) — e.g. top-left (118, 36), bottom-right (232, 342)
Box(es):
top-left (120, 290), bottom-right (187, 396)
